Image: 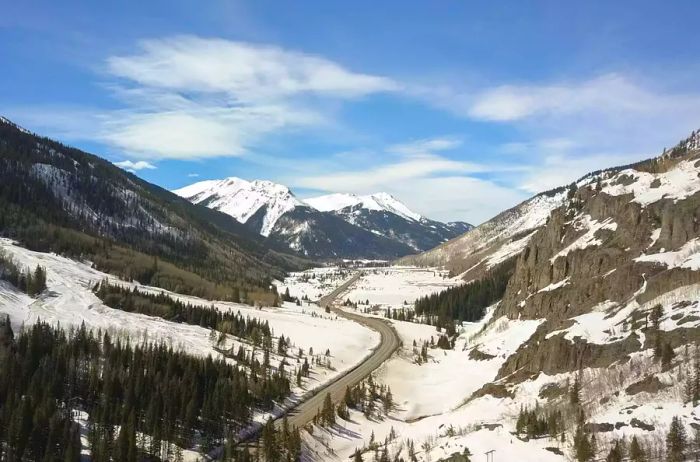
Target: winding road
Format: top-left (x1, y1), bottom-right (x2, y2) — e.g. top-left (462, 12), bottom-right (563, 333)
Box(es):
top-left (210, 271), bottom-right (401, 459)
top-left (280, 272), bottom-right (401, 430)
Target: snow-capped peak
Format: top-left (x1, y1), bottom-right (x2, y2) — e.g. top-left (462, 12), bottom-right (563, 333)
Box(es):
top-left (305, 192), bottom-right (422, 221)
top-left (173, 177), bottom-right (304, 236)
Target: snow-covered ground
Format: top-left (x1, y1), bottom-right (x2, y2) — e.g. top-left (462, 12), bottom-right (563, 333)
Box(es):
top-left (303, 305), bottom-right (559, 462)
top-left (275, 266), bottom-right (357, 302)
top-left (303, 262), bottom-right (700, 461)
top-left (0, 238), bottom-right (378, 416)
top-left (342, 266), bottom-right (460, 310)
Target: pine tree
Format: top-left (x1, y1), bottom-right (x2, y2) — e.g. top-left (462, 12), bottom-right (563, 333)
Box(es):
top-left (629, 436), bottom-right (646, 462)
top-left (667, 416), bottom-right (687, 462)
top-left (570, 376), bottom-right (581, 406)
top-left (605, 440), bottom-right (623, 462)
top-left (662, 342), bottom-right (675, 369)
top-left (322, 392), bottom-right (336, 426)
top-left (262, 417), bottom-right (278, 461)
top-left (573, 424), bottom-right (592, 462)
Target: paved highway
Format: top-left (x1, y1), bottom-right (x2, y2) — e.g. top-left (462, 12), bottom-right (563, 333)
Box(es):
top-left (209, 272), bottom-right (400, 459)
top-left (280, 272), bottom-right (401, 430)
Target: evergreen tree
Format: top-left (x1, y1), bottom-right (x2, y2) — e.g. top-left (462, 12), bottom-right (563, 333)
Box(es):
top-left (570, 376), bottom-right (581, 406)
top-left (666, 416), bottom-right (687, 462)
top-left (261, 418), bottom-right (278, 461)
top-left (629, 436), bottom-right (646, 462)
top-left (322, 393), bottom-right (336, 426)
top-left (605, 440), bottom-right (623, 462)
top-left (573, 424), bottom-right (592, 462)
top-left (662, 342), bottom-right (675, 369)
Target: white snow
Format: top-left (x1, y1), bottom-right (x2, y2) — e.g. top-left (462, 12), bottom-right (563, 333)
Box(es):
top-left (537, 277), bottom-right (570, 293)
top-left (305, 192), bottom-right (423, 221)
top-left (602, 159), bottom-right (700, 206)
top-left (0, 239), bottom-right (379, 398)
top-left (275, 266), bottom-right (356, 302)
top-left (636, 238), bottom-right (700, 270)
top-left (409, 190), bottom-right (566, 273)
top-left (304, 306), bottom-right (547, 461)
top-left (173, 177), bottom-right (304, 236)
top-left (484, 230), bottom-right (537, 269)
top-left (552, 215), bottom-right (618, 261)
top-left (343, 266), bottom-right (460, 310)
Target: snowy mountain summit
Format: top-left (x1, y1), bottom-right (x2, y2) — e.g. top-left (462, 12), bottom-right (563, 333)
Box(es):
top-left (174, 178), bottom-right (472, 259)
top-left (305, 192), bottom-right (422, 222)
top-left (174, 177), bottom-right (304, 237)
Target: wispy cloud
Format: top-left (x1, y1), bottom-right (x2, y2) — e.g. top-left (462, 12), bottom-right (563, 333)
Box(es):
top-left (292, 137), bottom-right (528, 223)
top-left (92, 36), bottom-right (398, 159)
top-left (113, 159), bottom-right (156, 171)
top-left (187, 173), bottom-right (200, 178)
top-left (387, 137), bottom-right (463, 157)
top-left (107, 36), bottom-right (399, 101)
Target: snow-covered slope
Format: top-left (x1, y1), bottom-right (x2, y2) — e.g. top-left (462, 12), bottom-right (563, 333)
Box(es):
top-left (306, 192), bottom-right (422, 222)
top-left (307, 192), bottom-right (473, 252)
top-left (175, 179), bottom-right (472, 258)
top-left (400, 189), bottom-right (566, 279)
top-left (174, 177), bottom-right (304, 237)
top-left (308, 129), bottom-right (700, 462)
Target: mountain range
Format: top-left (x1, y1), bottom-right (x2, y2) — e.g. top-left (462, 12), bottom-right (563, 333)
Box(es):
top-left (4, 113), bottom-right (700, 461)
top-left (174, 178), bottom-right (472, 259)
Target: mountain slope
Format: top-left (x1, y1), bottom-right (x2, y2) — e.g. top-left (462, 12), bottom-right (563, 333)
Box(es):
top-left (174, 177), bottom-right (304, 237)
top-left (269, 206), bottom-right (414, 259)
top-left (398, 189), bottom-right (566, 280)
top-left (0, 117), bottom-right (304, 301)
top-left (307, 192), bottom-right (473, 252)
top-left (311, 129), bottom-right (700, 462)
top-left (175, 180), bottom-right (471, 259)
top-left (306, 192), bottom-right (423, 221)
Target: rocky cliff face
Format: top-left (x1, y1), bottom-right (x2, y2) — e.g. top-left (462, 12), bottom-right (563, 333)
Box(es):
top-left (492, 130), bottom-right (700, 383)
top-left (398, 190), bottom-right (566, 281)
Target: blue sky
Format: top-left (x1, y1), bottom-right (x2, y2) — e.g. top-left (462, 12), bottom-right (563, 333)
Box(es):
top-left (2, 1), bottom-right (700, 223)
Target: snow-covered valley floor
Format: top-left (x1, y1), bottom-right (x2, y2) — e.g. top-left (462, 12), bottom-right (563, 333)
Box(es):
top-left (0, 238), bottom-right (380, 459)
top-left (301, 266), bottom-right (700, 462)
top-left (5, 242), bottom-right (700, 462)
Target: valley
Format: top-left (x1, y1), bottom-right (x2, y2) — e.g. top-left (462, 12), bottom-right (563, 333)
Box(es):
top-left (1, 51), bottom-right (700, 462)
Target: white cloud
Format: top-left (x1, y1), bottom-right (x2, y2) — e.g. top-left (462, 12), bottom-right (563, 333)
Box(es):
top-left (84, 36), bottom-right (397, 160)
top-left (467, 74), bottom-right (660, 121)
top-left (187, 173), bottom-right (200, 178)
top-left (100, 105), bottom-right (321, 160)
top-left (107, 36), bottom-right (399, 102)
top-left (388, 137), bottom-right (462, 157)
top-left (388, 176), bottom-right (526, 224)
top-left (113, 159), bottom-right (156, 170)
top-left (296, 155), bottom-right (485, 192)
top-left (291, 137), bottom-right (529, 223)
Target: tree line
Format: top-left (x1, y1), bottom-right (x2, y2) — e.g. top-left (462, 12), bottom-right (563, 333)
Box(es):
top-left (414, 258), bottom-right (515, 329)
top-left (94, 280), bottom-right (277, 348)
top-left (0, 249), bottom-right (47, 296)
top-left (0, 318), bottom-right (292, 461)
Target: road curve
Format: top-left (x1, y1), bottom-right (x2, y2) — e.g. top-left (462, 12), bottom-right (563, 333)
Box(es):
top-left (209, 272), bottom-right (400, 459)
top-left (280, 272), bottom-right (401, 430)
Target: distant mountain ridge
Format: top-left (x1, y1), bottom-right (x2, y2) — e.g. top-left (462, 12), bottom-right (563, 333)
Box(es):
top-left (174, 178), bottom-right (472, 259)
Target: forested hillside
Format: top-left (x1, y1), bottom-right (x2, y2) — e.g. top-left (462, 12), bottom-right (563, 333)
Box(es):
top-left (0, 319), bottom-right (290, 461)
top-left (0, 118), bottom-right (308, 302)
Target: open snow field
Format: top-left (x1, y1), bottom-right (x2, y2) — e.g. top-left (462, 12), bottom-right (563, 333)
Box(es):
top-left (343, 265), bottom-right (460, 309)
top-left (304, 266), bottom-right (700, 461)
top-left (0, 239), bottom-right (379, 398)
top-left (275, 266), bottom-right (356, 302)
top-left (303, 307), bottom-right (562, 462)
